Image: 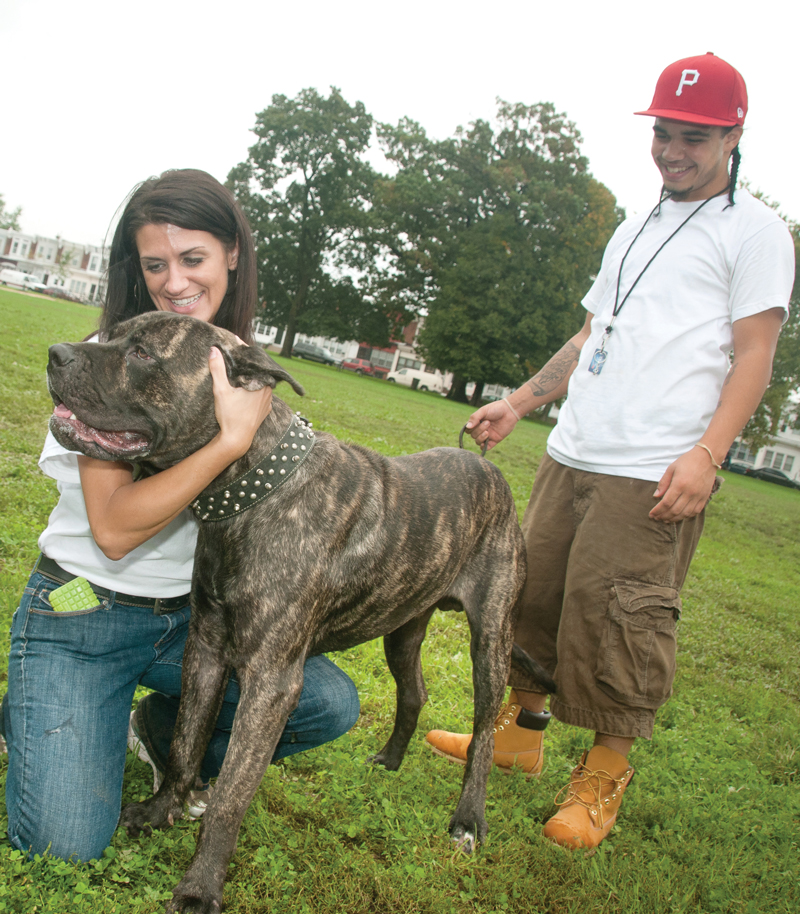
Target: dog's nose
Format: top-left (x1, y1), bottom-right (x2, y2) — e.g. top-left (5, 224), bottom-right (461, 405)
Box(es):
top-left (48, 344), bottom-right (77, 368)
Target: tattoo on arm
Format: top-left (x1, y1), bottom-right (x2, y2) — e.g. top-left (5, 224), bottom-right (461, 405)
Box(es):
top-left (527, 343), bottom-right (580, 397)
top-left (716, 363), bottom-right (738, 408)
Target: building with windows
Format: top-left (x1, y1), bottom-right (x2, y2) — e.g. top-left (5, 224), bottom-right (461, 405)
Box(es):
top-left (0, 228), bottom-right (106, 304)
top-left (256, 317), bottom-right (446, 385)
top-left (728, 418), bottom-right (800, 483)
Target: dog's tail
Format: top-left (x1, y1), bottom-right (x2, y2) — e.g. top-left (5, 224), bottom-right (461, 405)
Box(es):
top-left (511, 643), bottom-right (556, 694)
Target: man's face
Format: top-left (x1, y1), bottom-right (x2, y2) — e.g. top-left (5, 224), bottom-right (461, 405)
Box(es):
top-left (651, 118), bottom-right (743, 201)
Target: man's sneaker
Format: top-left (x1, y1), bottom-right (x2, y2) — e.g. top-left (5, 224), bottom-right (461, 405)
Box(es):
top-left (127, 708), bottom-right (212, 820)
top-left (542, 745), bottom-right (634, 849)
top-left (128, 709), bottom-right (162, 792)
top-left (425, 690), bottom-right (551, 777)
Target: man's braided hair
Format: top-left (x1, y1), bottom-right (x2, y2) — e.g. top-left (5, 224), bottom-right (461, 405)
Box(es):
top-left (724, 126), bottom-right (741, 208)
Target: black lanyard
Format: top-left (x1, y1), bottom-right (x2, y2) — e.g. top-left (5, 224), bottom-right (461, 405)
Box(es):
top-left (588, 187), bottom-right (728, 376)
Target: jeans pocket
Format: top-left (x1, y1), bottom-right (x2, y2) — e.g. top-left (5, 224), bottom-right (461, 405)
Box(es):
top-left (28, 578), bottom-right (105, 618)
top-left (595, 579), bottom-right (681, 709)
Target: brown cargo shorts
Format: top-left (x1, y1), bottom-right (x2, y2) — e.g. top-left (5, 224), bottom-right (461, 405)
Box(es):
top-left (511, 453), bottom-right (706, 740)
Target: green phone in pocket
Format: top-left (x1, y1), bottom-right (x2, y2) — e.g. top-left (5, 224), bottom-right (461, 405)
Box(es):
top-left (48, 577), bottom-right (98, 612)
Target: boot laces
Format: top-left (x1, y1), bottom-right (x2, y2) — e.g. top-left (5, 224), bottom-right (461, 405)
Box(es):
top-left (492, 698), bottom-right (518, 733)
top-left (553, 759), bottom-right (631, 828)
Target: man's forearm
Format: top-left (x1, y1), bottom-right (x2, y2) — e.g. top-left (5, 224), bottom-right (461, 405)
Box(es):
top-left (699, 357), bottom-right (774, 465)
top-left (698, 309), bottom-right (784, 465)
top-left (505, 340), bottom-right (582, 418)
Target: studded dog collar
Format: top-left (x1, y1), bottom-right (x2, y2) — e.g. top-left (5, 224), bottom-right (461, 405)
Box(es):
top-left (191, 413), bottom-right (316, 523)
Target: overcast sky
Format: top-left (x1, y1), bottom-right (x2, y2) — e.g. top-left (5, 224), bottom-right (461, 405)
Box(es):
top-left (2, 0), bottom-right (798, 248)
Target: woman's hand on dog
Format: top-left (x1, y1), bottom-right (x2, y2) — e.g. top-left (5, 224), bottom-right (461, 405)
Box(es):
top-left (209, 346), bottom-right (273, 462)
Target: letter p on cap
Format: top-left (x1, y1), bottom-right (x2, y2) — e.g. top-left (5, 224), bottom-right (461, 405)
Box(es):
top-left (676, 69), bottom-right (699, 96)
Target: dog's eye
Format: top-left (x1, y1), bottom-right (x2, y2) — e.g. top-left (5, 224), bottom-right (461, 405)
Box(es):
top-left (131, 346), bottom-right (153, 361)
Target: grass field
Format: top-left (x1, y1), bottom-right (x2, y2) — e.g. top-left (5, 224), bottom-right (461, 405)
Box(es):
top-left (0, 289), bottom-right (798, 914)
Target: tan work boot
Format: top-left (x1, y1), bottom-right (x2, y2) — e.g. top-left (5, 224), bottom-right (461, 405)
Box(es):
top-left (425, 690), bottom-right (551, 777)
top-left (543, 745), bottom-right (634, 849)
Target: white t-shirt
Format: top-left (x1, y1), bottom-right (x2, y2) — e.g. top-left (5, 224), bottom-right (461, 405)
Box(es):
top-left (547, 189), bottom-right (795, 482)
top-left (37, 431), bottom-right (197, 597)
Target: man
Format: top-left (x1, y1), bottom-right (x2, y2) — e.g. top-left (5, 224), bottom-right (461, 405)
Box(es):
top-left (425, 53), bottom-right (795, 850)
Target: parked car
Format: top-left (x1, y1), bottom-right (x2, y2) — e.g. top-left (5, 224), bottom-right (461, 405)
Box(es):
top-left (340, 357), bottom-right (388, 379)
top-left (44, 286), bottom-right (82, 302)
top-left (745, 466), bottom-right (800, 489)
top-left (0, 269), bottom-right (47, 292)
top-left (291, 341), bottom-right (340, 366)
top-left (724, 461), bottom-right (750, 475)
top-left (386, 367), bottom-right (444, 393)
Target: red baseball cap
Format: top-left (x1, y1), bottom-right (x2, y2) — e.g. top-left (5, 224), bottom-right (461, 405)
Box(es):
top-left (635, 52), bottom-right (747, 127)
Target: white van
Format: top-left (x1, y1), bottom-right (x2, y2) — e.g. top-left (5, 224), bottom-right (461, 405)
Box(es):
top-left (0, 269), bottom-right (47, 292)
top-left (386, 367), bottom-right (445, 394)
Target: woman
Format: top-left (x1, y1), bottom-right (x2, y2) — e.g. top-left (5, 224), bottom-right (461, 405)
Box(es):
top-left (1, 169), bottom-right (359, 862)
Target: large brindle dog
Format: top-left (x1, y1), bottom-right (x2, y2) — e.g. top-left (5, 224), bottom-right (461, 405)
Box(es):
top-left (47, 312), bottom-right (553, 913)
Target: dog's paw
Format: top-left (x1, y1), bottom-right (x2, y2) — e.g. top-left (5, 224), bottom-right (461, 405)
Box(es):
top-left (449, 811), bottom-right (488, 855)
top-left (449, 824), bottom-right (476, 855)
top-left (365, 751), bottom-right (391, 769)
top-left (365, 747), bottom-right (403, 771)
top-left (165, 894), bottom-right (221, 914)
top-left (165, 879), bottom-right (223, 914)
top-left (120, 796), bottom-right (183, 837)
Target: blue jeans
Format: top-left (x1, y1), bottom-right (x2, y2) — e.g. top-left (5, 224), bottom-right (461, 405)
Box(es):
top-left (2, 566), bottom-right (360, 861)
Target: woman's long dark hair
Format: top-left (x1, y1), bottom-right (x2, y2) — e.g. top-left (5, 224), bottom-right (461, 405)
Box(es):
top-left (101, 169), bottom-right (257, 342)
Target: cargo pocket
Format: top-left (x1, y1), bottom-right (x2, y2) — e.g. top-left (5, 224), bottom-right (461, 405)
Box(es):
top-left (595, 580), bottom-right (681, 709)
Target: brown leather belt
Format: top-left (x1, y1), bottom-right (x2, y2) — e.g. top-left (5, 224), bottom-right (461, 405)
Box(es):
top-left (35, 554), bottom-right (190, 615)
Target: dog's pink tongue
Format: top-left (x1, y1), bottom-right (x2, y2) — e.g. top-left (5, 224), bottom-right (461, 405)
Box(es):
top-left (51, 403), bottom-right (149, 454)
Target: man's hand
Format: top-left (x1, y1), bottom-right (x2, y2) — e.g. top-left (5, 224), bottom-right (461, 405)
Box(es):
top-left (465, 400), bottom-right (520, 451)
top-left (650, 447), bottom-right (718, 522)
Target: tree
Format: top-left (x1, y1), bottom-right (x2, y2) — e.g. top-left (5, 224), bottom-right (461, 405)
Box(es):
top-left (228, 87), bottom-right (389, 355)
top-left (374, 102), bottom-right (622, 402)
top-left (0, 194), bottom-right (22, 231)
top-left (740, 213), bottom-right (800, 451)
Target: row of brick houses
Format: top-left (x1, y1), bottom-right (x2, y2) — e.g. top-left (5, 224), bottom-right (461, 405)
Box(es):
top-left (0, 227), bottom-right (107, 304)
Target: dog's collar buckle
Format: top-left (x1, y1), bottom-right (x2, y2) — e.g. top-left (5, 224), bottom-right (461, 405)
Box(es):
top-left (192, 413), bottom-right (315, 523)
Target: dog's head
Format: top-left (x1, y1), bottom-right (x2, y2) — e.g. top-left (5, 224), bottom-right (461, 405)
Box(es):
top-left (47, 311), bottom-right (304, 469)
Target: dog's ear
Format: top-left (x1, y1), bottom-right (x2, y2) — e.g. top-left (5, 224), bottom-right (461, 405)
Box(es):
top-left (222, 344), bottom-right (305, 397)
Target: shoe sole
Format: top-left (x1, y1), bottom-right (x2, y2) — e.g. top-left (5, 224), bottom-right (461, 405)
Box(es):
top-left (426, 743), bottom-right (542, 778)
top-left (127, 712), bottom-right (162, 793)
